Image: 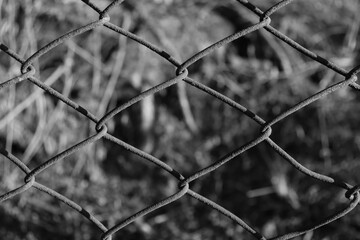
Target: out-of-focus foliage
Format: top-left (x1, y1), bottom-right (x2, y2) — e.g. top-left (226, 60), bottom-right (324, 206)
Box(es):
top-left (1, 0), bottom-right (360, 239)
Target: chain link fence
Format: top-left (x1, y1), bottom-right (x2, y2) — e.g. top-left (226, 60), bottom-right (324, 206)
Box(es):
top-left (1, 0), bottom-right (360, 239)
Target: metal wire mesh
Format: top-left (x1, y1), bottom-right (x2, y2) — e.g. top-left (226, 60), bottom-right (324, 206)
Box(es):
top-left (1, 0), bottom-right (360, 239)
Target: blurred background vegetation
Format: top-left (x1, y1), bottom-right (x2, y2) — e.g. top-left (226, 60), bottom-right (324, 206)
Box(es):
top-left (1, 0), bottom-right (360, 239)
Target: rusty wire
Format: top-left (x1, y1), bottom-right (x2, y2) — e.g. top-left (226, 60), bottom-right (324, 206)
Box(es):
top-left (1, 0), bottom-right (360, 239)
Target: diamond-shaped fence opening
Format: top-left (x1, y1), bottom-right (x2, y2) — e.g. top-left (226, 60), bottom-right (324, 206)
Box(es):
top-left (1, 0), bottom-right (360, 239)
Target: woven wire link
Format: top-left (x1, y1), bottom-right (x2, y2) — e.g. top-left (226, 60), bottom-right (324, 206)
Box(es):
top-left (1, 0), bottom-right (360, 239)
